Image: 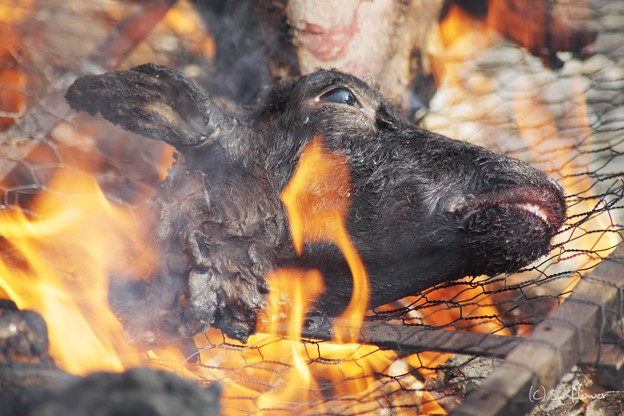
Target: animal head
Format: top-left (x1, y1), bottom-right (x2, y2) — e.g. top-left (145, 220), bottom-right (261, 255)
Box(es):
top-left (66, 64), bottom-right (566, 342)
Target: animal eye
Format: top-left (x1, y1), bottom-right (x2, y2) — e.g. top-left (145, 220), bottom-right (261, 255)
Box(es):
top-left (319, 87), bottom-right (359, 107)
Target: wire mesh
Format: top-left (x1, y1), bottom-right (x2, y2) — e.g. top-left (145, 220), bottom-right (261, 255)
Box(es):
top-left (0, 0), bottom-right (623, 415)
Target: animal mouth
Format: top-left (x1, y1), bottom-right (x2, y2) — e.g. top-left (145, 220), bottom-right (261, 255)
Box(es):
top-left (512, 202), bottom-right (550, 224)
top-left (448, 185), bottom-right (566, 231)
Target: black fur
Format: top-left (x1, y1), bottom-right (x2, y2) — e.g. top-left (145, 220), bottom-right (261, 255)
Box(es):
top-left (66, 64), bottom-right (566, 342)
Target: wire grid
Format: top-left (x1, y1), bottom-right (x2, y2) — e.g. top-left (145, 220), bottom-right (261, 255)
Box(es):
top-left (0, 0), bottom-right (623, 415)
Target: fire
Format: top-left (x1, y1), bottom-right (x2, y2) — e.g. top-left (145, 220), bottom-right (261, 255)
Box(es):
top-left (162, 1), bottom-right (216, 59)
top-left (397, 283), bottom-right (513, 336)
top-left (0, 132), bottom-right (444, 413)
top-left (0, 169), bottom-right (154, 375)
top-left (2, 3), bottom-right (612, 414)
top-left (279, 136), bottom-right (368, 339)
top-left (254, 268), bottom-right (324, 410)
top-left (127, 137), bottom-right (438, 414)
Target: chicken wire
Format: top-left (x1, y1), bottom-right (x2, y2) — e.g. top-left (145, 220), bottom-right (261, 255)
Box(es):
top-left (0, 0), bottom-right (623, 415)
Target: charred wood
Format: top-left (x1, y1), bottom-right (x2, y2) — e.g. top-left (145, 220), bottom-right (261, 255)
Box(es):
top-left (25, 368), bottom-right (221, 416)
top-left (453, 243), bottom-right (624, 416)
top-left (0, 364), bottom-right (78, 416)
top-left (0, 302), bottom-right (75, 416)
top-left (0, 365), bottom-right (220, 416)
top-left (0, 303), bottom-right (221, 416)
top-left (0, 302), bottom-right (52, 366)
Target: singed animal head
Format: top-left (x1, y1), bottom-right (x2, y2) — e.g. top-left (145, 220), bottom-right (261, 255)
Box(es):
top-left (66, 64), bottom-right (566, 342)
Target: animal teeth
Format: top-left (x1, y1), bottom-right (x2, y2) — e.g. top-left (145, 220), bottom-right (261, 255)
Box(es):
top-left (516, 202), bottom-right (549, 224)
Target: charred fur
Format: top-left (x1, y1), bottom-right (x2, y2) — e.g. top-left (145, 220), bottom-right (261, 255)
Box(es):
top-left (66, 64), bottom-right (566, 342)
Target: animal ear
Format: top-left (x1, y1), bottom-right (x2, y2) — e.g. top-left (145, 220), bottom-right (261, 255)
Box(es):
top-left (65, 63), bottom-right (232, 150)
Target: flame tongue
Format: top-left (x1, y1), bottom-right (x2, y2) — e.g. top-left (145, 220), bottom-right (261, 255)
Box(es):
top-left (279, 136), bottom-right (369, 342)
top-left (0, 170), bottom-right (154, 375)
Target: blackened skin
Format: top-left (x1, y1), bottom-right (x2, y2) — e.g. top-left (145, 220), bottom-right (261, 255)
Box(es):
top-left (66, 64), bottom-right (566, 342)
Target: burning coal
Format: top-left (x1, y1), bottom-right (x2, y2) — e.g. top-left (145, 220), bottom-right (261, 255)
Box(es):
top-left (64, 63), bottom-right (566, 344)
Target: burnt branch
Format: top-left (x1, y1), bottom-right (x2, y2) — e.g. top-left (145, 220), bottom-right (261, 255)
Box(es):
top-left (287, 317), bottom-right (623, 367)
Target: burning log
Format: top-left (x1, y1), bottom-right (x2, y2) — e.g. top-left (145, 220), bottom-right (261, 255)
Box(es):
top-left (65, 63), bottom-right (566, 343)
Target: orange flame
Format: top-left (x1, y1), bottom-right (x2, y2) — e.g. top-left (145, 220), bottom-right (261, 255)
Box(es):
top-left (280, 136), bottom-right (369, 341)
top-left (255, 268), bottom-right (324, 410)
top-left (162, 1), bottom-right (216, 59)
top-left (0, 169), bottom-right (154, 375)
